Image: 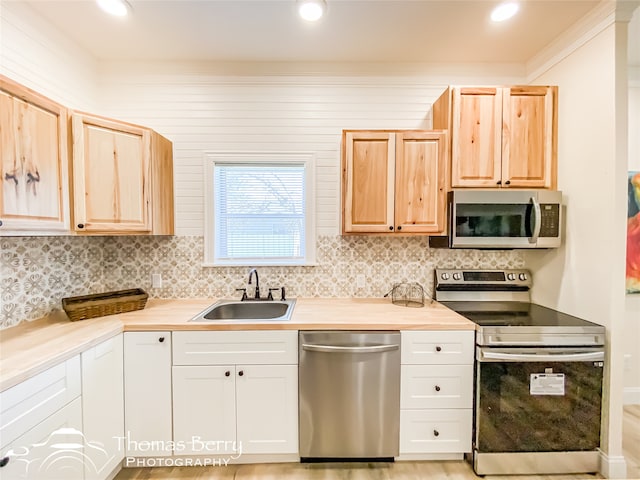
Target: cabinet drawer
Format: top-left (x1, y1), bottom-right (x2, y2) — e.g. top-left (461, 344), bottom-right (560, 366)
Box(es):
top-left (173, 330), bottom-right (298, 365)
top-left (0, 356), bottom-right (81, 449)
top-left (401, 331), bottom-right (474, 365)
top-left (400, 408), bottom-right (472, 454)
top-left (401, 364), bottom-right (473, 409)
top-left (0, 396), bottom-right (83, 479)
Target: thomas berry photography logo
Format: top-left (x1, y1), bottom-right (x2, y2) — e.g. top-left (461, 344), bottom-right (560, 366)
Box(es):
top-left (1, 427), bottom-right (114, 479)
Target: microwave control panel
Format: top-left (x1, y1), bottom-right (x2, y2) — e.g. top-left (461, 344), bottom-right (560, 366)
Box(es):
top-left (539, 204), bottom-right (560, 237)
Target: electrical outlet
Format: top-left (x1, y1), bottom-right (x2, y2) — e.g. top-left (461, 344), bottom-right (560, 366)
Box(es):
top-left (151, 273), bottom-right (163, 289)
top-left (356, 274), bottom-right (365, 289)
top-left (624, 354), bottom-right (632, 372)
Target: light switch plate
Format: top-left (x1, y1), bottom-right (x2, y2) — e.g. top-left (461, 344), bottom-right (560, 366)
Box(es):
top-left (152, 273), bottom-right (163, 288)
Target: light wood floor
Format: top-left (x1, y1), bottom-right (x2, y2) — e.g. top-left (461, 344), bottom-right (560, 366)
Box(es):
top-left (116, 406), bottom-right (640, 480)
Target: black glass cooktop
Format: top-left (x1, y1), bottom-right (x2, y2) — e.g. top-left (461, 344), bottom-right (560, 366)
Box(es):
top-left (440, 301), bottom-right (603, 328)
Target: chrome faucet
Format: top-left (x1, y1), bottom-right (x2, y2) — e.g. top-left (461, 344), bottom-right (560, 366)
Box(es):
top-left (248, 268), bottom-right (260, 299)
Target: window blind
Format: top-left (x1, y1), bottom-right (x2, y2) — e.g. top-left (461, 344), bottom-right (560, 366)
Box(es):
top-left (213, 164), bottom-right (306, 261)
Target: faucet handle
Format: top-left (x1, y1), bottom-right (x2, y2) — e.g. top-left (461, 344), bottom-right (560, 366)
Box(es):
top-left (268, 288), bottom-right (280, 301)
top-left (280, 286), bottom-right (286, 301)
top-left (235, 288), bottom-right (248, 301)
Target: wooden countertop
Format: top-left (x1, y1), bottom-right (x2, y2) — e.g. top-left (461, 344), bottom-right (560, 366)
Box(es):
top-left (0, 297), bottom-right (475, 392)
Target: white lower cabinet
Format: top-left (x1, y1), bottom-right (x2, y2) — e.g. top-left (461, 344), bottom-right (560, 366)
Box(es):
top-left (172, 365), bottom-right (237, 456)
top-left (172, 331), bottom-right (298, 458)
top-left (123, 332), bottom-right (172, 458)
top-left (81, 334), bottom-right (124, 479)
top-left (399, 330), bottom-right (474, 457)
top-left (235, 364), bottom-right (298, 454)
top-left (0, 355), bottom-right (82, 479)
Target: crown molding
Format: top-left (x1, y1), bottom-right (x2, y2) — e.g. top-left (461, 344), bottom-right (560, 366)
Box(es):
top-left (526, 1), bottom-right (617, 82)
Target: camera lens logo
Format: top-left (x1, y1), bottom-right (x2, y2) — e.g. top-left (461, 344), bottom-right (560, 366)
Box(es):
top-left (2, 427), bottom-right (114, 479)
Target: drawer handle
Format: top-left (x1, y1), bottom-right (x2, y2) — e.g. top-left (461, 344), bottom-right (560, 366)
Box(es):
top-left (435, 346), bottom-right (442, 352)
top-left (158, 337), bottom-right (165, 343)
top-left (433, 430), bottom-right (440, 437)
top-left (225, 371), bottom-right (231, 377)
top-left (434, 385), bottom-right (441, 392)
top-left (0, 456), bottom-right (9, 467)
top-left (238, 370), bottom-right (244, 377)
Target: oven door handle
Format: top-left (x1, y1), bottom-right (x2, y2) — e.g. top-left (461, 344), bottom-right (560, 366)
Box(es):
top-left (479, 350), bottom-right (604, 362)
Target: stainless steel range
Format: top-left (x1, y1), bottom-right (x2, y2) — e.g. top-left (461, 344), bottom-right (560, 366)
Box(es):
top-left (434, 269), bottom-right (606, 476)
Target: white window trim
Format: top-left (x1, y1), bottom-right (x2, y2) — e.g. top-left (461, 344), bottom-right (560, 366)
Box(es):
top-left (203, 151), bottom-right (317, 267)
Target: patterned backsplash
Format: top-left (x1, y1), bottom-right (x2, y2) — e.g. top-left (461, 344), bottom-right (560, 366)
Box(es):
top-left (1, 235), bottom-right (525, 329)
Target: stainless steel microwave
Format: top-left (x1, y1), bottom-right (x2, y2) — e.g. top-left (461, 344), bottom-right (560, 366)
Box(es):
top-left (447, 190), bottom-right (563, 249)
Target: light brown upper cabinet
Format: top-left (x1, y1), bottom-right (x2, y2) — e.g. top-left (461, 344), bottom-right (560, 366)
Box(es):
top-left (342, 130), bottom-right (448, 235)
top-left (71, 113), bottom-right (174, 234)
top-left (0, 76), bottom-right (70, 233)
top-left (433, 86), bottom-right (557, 189)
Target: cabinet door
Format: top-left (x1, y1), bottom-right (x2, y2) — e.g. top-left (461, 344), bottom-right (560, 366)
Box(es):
top-left (72, 113), bottom-right (151, 233)
top-left (502, 86), bottom-right (557, 188)
top-left (395, 131), bottom-right (447, 234)
top-left (123, 332), bottom-right (172, 457)
top-left (0, 397), bottom-right (83, 480)
top-left (81, 334), bottom-right (124, 480)
top-left (236, 365), bottom-right (298, 454)
top-left (172, 365), bottom-right (237, 456)
top-left (450, 87), bottom-right (503, 187)
top-left (0, 77), bottom-right (69, 233)
top-left (342, 131), bottom-right (395, 233)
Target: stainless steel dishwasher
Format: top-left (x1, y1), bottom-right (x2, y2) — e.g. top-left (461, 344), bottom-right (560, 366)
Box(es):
top-left (298, 331), bottom-right (401, 460)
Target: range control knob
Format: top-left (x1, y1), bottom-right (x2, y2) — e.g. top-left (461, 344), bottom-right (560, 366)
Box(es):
top-left (441, 273), bottom-right (450, 280)
top-left (452, 272), bottom-right (462, 280)
top-left (507, 273), bottom-right (516, 281)
top-left (519, 273), bottom-right (528, 281)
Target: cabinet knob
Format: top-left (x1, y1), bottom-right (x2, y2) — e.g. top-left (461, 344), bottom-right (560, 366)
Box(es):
top-left (238, 370), bottom-right (244, 377)
top-left (0, 456), bottom-right (9, 467)
top-left (77, 223), bottom-right (85, 229)
top-left (388, 226), bottom-right (393, 231)
top-left (0, 220), bottom-right (3, 227)
top-left (397, 226), bottom-right (402, 231)
top-left (158, 336), bottom-right (165, 343)
top-left (505, 180), bottom-right (511, 185)
top-left (225, 371), bottom-right (231, 377)
top-left (435, 385), bottom-right (441, 392)
top-left (435, 345), bottom-right (442, 352)
top-left (433, 430), bottom-right (440, 437)
top-left (496, 180), bottom-right (502, 185)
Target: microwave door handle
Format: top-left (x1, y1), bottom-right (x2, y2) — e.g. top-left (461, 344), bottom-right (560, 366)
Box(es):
top-left (530, 196), bottom-right (542, 243)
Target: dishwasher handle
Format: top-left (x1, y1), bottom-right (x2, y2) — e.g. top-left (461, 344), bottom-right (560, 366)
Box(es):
top-left (302, 343), bottom-right (400, 354)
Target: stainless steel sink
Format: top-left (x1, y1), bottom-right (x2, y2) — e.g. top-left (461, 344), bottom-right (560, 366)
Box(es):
top-left (190, 299), bottom-right (296, 322)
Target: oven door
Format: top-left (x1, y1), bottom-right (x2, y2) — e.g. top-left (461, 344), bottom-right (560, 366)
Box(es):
top-left (474, 347), bottom-right (604, 453)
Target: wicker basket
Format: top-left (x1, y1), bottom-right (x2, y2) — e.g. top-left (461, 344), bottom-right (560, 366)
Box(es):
top-left (62, 288), bottom-right (148, 321)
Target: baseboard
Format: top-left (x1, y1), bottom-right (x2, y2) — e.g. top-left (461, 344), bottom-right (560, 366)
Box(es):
top-left (599, 449), bottom-right (628, 479)
top-left (623, 387), bottom-right (640, 405)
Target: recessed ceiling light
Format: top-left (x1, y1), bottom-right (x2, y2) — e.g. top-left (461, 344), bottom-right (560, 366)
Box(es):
top-left (96, 0), bottom-right (130, 17)
top-left (491, 2), bottom-right (519, 22)
top-left (297, 0), bottom-right (326, 22)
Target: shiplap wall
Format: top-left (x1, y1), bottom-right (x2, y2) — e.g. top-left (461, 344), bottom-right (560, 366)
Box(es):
top-left (0, 1), bottom-right (97, 110)
top-left (96, 65), bottom-right (524, 236)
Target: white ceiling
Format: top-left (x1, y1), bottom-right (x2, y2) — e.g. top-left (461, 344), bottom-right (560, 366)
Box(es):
top-left (23, 0), bottom-right (628, 66)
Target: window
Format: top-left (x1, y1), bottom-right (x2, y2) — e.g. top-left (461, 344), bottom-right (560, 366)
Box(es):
top-left (204, 153), bottom-right (316, 266)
